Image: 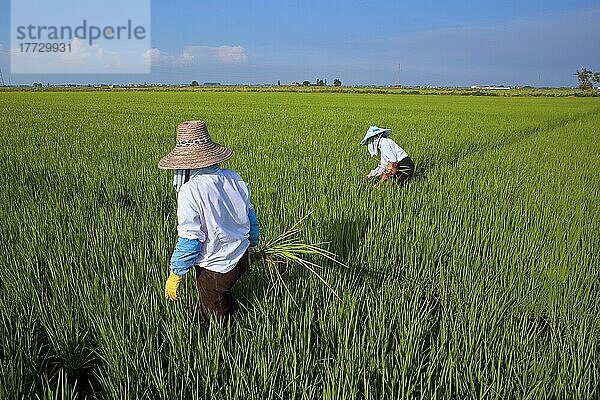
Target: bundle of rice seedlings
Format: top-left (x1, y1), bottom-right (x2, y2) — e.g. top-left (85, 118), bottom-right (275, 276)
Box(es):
top-left (252, 214), bottom-right (347, 301)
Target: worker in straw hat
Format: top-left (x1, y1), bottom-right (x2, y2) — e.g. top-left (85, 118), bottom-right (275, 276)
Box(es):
top-left (360, 126), bottom-right (414, 185)
top-left (159, 120), bottom-right (259, 321)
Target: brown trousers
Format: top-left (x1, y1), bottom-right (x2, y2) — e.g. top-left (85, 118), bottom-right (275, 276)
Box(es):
top-left (195, 251), bottom-right (249, 321)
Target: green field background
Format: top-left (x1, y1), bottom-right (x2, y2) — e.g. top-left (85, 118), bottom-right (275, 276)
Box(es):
top-left (0, 92), bottom-right (598, 399)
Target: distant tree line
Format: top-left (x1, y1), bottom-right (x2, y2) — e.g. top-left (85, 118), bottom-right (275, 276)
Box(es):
top-left (575, 68), bottom-right (600, 90)
top-left (190, 78), bottom-right (343, 87)
top-left (300, 78), bottom-right (342, 86)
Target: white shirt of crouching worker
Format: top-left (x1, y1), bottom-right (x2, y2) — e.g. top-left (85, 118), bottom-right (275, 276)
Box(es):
top-left (367, 137), bottom-right (409, 177)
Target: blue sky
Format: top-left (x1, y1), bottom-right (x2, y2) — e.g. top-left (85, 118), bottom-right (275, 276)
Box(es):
top-left (1, 0), bottom-right (599, 86)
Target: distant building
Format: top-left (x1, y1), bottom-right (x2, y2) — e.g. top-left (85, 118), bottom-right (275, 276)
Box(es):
top-left (203, 82), bottom-right (221, 86)
top-left (470, 85), bottom-right (511, 90)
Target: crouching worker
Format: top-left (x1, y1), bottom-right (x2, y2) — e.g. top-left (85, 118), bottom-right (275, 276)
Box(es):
top-left (158, 120), bottom-right (259, 322)
top-left (360, 126), bottom-right (414, 185)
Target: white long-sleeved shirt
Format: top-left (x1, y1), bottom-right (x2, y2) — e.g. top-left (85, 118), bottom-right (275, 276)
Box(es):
top-left (368, 138), bottom-right (409, 177)
top-left (176, 166), bottom-right (253, 273)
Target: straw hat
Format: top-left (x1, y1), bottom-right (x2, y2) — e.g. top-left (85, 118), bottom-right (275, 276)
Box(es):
top-left (158, 120), bottom-right (233, 169)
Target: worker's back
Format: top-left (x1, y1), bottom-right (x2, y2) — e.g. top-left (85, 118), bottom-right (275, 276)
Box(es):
top-left (379, 137), bottom-right (408, 162)
top-left (177, 167), bottom-right (251, 273)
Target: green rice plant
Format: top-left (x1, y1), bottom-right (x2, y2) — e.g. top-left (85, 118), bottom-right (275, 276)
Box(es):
top-left (0, 90), bottom-right (598, 399)
top-left (255, 213), bottom-right (349, 302)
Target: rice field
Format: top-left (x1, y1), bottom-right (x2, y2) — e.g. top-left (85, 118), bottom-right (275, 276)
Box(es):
top-left (0, 90), bottom-right (598, 399)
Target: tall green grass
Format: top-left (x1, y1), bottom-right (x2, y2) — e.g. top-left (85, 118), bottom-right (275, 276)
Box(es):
top-left (0, 91), bottom-right (598, 399)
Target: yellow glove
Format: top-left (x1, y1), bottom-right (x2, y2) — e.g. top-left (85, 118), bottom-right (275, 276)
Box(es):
top-left (164, 272), bottom-right (182, 301)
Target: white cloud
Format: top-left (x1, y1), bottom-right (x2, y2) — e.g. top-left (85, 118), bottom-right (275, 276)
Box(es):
top-left (143, 48), bottom-right (160, 59)
top-left (66, 38), bottom-right (90, 61)
top-left (146, 45), bottom-right (248, 67)
top-left (52, 38), bottom-right (141, 73)
top-left (58, 38), bottom-right (118, 65)
top-left (216, 46), bottom-right (248, 64)
top-left (144, 48), bottom-right (168, 63)
top-left (7, 38), bottom-right (148, 74)
top-left (184, 45), bottom-right (248, 65)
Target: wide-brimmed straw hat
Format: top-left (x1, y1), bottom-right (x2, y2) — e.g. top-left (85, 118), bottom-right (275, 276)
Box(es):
top-left (359, 125), bottom-right (392, 145)
top-left (158, 120), bottom-right (233, 169)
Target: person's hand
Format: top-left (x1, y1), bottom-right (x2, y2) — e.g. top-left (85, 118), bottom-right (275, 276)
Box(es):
top-left (164, 272), bottom-right (182, 301)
